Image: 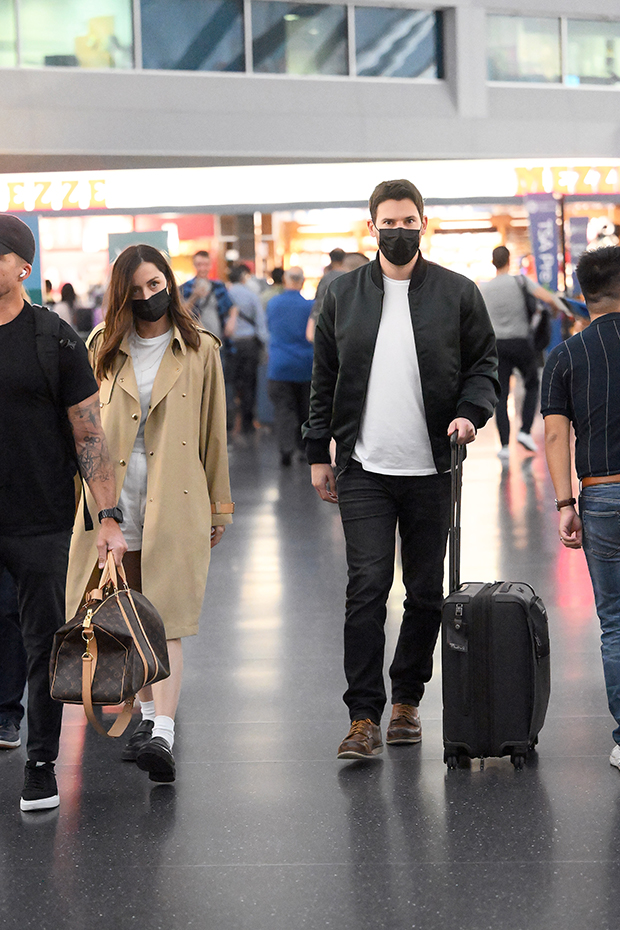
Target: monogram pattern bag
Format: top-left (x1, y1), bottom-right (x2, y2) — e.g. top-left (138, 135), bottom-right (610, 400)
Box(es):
top-left (49, 553), bottom-right (170, 737)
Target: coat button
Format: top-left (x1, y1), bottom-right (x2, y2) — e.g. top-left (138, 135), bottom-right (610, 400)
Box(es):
top-left (149, 451), bottom-right (154, 456)
top-left (120, 378), bottom-right (124, 382)
top-left (99, 403), bottom-right (103, 408)
top-left (132, 413), bottom-right (138, 420)
top-left (182, 393), bottom-right (187, 397)
top-left (182, 441), bottom-right (187, 446)
top-left (149, 497), bottom-right (153, 502)
top-left (184, 490), bottom-right (188, 494)
top-left (120, 460), bottom-right (126, 466)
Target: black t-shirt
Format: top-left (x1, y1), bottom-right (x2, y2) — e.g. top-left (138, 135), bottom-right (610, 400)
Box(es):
top-left (0, 302), bottom-right (98, 535)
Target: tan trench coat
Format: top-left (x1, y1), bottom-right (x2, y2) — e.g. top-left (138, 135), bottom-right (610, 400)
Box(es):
top-left (66, 323), bottom-right (233, 638)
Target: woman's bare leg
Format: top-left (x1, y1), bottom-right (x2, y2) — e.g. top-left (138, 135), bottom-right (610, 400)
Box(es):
top-left (151, 639), bottom-right (183, 719)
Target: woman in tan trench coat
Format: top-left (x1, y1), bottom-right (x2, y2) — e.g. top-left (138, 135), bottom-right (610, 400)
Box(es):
top-left (66, 244), bottom-right (233, 784)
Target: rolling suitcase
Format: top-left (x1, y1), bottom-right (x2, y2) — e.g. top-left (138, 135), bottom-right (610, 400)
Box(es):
top-left (441, 436), bottom-right (551, 769)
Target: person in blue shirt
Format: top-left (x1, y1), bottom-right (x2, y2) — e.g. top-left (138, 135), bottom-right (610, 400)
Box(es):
top-left (266, 267), bottom-right (314, 466)
top-left (181, 250), bottom-right (233, 337)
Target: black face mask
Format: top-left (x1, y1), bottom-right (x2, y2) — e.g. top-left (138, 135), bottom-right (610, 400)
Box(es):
top-left (377, 227), bottom-right (421, 266)
top-left (132, 288), bottom-right (171, 322)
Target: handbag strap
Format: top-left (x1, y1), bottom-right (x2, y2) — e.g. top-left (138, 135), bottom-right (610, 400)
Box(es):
top-left (81, 631), bottom-right (135, 737)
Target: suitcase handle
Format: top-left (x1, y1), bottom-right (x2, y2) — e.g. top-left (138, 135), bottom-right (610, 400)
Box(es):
top-left (449, 431), bottom-right (465, 593)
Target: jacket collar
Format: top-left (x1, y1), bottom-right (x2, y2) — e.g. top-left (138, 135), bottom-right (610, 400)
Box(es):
top-left (119, 321), bottom-right (187, 357)
top-left (370, 252), bottom-right (428, 292)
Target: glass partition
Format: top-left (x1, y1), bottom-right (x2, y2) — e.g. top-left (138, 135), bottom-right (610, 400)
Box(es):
top-left (355, 8), bottom-right (442, 78)
top-left (141, 0), bottom-right (244, 71)
top-left (487, 15), bottom-right (561, 83)
top-left (20, 0), bottom-right (133, 68)
top-left (0, 0), bottom-right (17, 67)
top-left (252, 2), bottom-right (348, 75)
top-left (567, 19), bottom-right (620, 85)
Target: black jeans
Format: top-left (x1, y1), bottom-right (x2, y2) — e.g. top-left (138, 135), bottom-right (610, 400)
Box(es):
top-left (231, 337), bottom-right (261, 432)
top-left (267, 380), bottom-right (311, 455)
top-left (0, 568), bottom-right (27, 726)
top-left (336, 461), bottom-right (451, 724)
top-left (495, 337), bottom-right (539, 447)
top-left (0, 531), bottom-right (71, 761)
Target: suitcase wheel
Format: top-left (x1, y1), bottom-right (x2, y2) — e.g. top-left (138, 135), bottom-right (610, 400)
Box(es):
top-left (511, 753), bottom-right (526, 770)
top-left (445, 753), bottom-right (459, 770)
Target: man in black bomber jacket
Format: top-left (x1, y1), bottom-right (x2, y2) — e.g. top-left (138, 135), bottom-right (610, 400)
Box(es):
top-left (303, 179), bottom-right (499, 760)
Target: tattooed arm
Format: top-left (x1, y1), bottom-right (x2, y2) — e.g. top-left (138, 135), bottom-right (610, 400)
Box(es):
top-left (67, 391), bottom-right (127, 567)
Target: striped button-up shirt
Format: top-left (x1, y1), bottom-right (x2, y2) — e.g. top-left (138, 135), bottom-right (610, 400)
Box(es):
top-left (541, 313), bottom-right (620, 479)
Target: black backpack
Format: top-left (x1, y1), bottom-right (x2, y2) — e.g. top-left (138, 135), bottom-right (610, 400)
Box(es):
top-left (516, 277), bottom-right (551, 353)
top-left (32, 305), bottom-right (93, 530)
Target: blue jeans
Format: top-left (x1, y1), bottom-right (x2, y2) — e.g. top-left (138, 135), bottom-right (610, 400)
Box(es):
top-left (580, 485), bottom-right (620, 745)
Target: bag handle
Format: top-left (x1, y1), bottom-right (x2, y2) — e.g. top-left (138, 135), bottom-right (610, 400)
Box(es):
top-left (98, 550), bottom-right (128, 592)
top-left (449, 431), bottom-right (465, 593)
top-left (81, 622), bottom-right (135, 737)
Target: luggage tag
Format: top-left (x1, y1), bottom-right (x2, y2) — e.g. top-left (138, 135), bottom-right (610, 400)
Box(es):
top-left (446, 602), bottom-right (468, 653)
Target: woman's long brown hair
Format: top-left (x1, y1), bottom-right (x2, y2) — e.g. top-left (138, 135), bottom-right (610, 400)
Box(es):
top-left (95, 244), bottom-right (201, 381)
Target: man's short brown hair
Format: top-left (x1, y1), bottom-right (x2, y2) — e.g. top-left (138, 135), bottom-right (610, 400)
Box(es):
top-left (369, 179), bottom-right (424, 223)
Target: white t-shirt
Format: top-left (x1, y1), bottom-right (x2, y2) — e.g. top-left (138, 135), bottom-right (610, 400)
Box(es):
top-left (353, 275), bottom-right (436, 476)
top-left (128, 327), bottom-right (172, 454)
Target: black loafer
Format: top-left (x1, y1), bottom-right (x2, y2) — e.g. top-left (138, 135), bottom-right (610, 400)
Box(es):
top-left (121, 719), bottom-right (154, 762)
top-left (136, 736), bottom-right (176, 783)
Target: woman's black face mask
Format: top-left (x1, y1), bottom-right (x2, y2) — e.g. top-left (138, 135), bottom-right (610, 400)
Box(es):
top-left (377, 227), bottom-right (421, 266)
top-left (132, 288), bottom-right (171, 322)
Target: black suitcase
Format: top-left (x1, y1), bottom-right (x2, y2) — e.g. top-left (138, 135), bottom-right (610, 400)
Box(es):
top-left (441, 436), bottom-right (551, 769)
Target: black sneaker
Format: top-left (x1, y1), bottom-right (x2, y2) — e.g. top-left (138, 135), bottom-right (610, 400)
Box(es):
top-left (0, 718), bottom-right (21, 749)
top-left (121, 719), bottom-right (155, 762)
top-left (20, 761), bottom-right (59, 811)
top-left (136, 737), bottom-right (176, 783)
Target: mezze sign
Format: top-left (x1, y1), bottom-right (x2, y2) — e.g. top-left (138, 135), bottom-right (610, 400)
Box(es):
top-left (515, 165), bottom-right (620, 197)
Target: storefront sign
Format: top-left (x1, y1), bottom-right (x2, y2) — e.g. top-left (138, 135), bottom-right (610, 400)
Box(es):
top-left (1, 160), bottom-right (619, 214)
top-left (2, 178), bottom-right (106, 212)
top-left (515, 165), bottom-right (620, 197)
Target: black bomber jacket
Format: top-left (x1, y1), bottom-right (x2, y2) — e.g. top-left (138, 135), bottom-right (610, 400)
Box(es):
top-left (303, 254), bottom-right (499, 473)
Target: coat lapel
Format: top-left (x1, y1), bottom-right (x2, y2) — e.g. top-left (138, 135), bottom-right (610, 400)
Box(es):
top-left (148, 327), bottom-right (186, 415)
top-left (115, 335), bottom-right (140, 405)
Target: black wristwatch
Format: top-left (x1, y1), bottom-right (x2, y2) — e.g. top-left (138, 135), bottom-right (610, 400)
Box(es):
top-left (98, 507), bottom-right (124, 524)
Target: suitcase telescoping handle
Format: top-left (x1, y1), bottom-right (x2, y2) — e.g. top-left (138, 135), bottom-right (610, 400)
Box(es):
top-left (449, 431), bottom-right (466, 593)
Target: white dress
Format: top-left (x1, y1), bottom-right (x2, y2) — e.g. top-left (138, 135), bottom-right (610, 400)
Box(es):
top-left (118, 327), bottom-right (172, 550)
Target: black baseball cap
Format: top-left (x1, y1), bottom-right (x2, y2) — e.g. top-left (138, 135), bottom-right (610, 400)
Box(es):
top-left (0, 214), bottom-right (36, 264)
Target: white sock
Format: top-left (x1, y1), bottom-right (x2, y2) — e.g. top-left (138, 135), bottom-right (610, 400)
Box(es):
top-left (139, 700), bottom-right (156, 722)
top-left (152, 715), bottom-right (175, 749)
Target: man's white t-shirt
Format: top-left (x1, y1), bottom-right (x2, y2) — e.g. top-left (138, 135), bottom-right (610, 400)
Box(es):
top-left (352, 275), bottom-right (436, 476)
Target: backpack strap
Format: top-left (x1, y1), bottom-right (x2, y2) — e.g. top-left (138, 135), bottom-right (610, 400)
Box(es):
top-left (32, 305), bottom-right (94, 531)
top-left (32, 304), bottom-right (61, 403)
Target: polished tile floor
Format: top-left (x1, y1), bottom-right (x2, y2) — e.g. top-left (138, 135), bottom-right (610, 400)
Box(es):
top-left (1, 416), bottom-right (619, 930)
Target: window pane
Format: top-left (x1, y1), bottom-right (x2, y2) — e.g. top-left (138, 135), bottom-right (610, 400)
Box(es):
top-left (355, 8), bottom-right (442, 78)
top-left (567, 19), bottom-right (620, 86)
top-left (252, 3), bottom-right (348, 75)
top-left (0, 0), bottom-right (17, 67)
top-left (20, 0), bottom-right (133, 68)
top-left (141, 0), bottom-right (244, 72)
top-left (487, 15), bottom-right (560, 83)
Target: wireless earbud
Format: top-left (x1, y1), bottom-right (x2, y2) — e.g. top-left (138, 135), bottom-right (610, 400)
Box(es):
top-left (19, 270), bottom-right (27, 278)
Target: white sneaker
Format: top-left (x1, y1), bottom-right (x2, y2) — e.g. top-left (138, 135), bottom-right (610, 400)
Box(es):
top-left (497, 446), bottom-right (510, 462)
top-left (610, 745), bottom-right (620, 770)
top-left (517, 431), bottom-right (538, 453)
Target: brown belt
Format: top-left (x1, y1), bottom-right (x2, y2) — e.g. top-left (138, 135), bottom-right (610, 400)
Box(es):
top-left (581, 474), bottom-right (620, 488)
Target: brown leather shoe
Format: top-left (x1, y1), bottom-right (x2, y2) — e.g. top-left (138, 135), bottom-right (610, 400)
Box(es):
top-left (386, 703), bottom-right (422, 744)
top-left (337, 719), bottom-right (383, 760)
